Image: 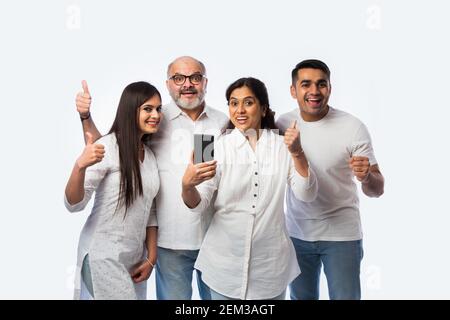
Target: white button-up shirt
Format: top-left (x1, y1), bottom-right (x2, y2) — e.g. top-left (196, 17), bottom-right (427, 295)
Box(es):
top-left (149, 101), bottom-right (228, 250)
top-left (190, 129), bottom-right (318, 299)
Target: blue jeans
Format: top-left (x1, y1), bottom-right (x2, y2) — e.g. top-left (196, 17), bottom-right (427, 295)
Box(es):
top-left (210, 288), bottom-right (286, 300)
top-left (81, 254), bottom-right (94, 298)
top-left (155, 246), bottom-right (211, 300)
top-left (289, 238), bottom-right (363, 300)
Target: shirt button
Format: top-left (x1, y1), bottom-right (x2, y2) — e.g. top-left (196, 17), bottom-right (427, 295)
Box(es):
top-left (255, 183), bottom-right (258, 187)
top-left (254, 194), bottom-right (257, 197)
top-left (252, 205), bottom-right (255, 208)
top-left (254, 172), bottom-right (258, 175)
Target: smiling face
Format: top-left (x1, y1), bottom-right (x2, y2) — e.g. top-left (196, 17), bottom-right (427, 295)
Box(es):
top-left (228, 86), bottom-right (265, 132)
top-left (166, 57), bottom-right (207, 110)
top-left (291, 68), bottom-right (331, 121)
top-left (138, 95), bottom-right (163, 135)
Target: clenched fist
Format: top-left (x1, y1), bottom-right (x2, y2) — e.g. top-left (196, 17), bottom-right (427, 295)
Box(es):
top-left (349, 156), bottom-right (370, 182)
top-left (284, 120), bottom-right (304, 157)
top-left (76, 80), bottom-right (92, 117)
top-left (76, 132), bottom-right (105, 169)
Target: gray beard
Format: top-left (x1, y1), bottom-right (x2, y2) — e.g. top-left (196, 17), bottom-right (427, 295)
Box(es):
top-left (172, 92), bottom-right (205, 110)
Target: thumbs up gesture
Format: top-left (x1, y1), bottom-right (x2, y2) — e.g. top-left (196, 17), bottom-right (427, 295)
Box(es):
top-left (76, 132), bottom-right (105, 169)
top-left (76, 80), bottom-right (92, 118)
top-left (284, 120), bottom-right (304, 157)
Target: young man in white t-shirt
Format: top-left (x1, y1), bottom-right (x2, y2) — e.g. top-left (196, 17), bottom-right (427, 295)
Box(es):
top-left (276, 59), bottom-right (385, 300)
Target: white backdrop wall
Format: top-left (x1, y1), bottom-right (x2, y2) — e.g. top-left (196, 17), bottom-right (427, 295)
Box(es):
top-left (1, 0), bottom-right (449, 299)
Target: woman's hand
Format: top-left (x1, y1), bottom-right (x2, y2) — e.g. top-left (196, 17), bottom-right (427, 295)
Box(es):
top-left (131, 259), bottom-right (154, 283)
top-left (182, 153), bottom-right (217, 188)
top-left (76, 132), bottom-right (105, 169)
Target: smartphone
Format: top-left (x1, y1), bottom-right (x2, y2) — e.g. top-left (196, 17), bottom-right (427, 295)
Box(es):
top-left (194, 134), bottom-right (214, 164)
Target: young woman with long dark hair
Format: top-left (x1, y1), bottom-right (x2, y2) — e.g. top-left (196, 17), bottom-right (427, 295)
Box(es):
top-left (65, 81), bottom-right (162, 299)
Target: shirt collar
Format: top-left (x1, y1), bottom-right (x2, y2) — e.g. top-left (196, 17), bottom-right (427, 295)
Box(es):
top-left (229, 128), bottom-right (270, 149)
top-left (165, 100), bottom-right (211, 121)
top-left (164, 101), bottom-right (183, 120)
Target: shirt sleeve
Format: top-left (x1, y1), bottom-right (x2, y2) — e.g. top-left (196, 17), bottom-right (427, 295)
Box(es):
top-left (188, 166), bottom-right (221, 214)
top-left (287, 156), bottom-right (318, 203)
top-left (64, 141), bottom-right (111, 213)
top-left (351, 123), bottom-right (377, 166)
top-left (275, 115), bottom-right (289, 135)
top-left (147, 200), bottom-right (158, 227)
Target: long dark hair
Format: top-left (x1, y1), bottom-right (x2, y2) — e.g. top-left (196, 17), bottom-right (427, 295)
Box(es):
top-left (108, 81), bottom-right (161, 213)
top-left (225, 77), bottom-right (277, 130)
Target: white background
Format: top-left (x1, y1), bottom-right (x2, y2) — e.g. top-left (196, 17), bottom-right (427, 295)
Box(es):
top-left (1, 0), bottom-right (449, 299)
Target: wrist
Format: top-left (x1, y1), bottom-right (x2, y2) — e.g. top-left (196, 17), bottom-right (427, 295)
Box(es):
top-left (75, 159), bottom-right (88, 171)
top-left (291, 148), bottom-right (305, 159)
top-left (361, 172), bottom-right (371, 184)
top-left (146, 257), bottom-right (156, 268)
top-left (80, 112), bottom-right (91, 121)
top-left (182, 180), bottom-right (195, 190)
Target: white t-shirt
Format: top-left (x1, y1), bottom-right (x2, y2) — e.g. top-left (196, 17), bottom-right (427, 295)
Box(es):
top-left (189, 129), bottom-right (317, 299)
top-left (276, 107), bottom-right (377, 241)
top-left (148, 101), bottom-right (228, 250)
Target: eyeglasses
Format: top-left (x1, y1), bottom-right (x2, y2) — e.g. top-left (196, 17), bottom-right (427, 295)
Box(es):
top-left (169, 73), bottom-right (205, 86)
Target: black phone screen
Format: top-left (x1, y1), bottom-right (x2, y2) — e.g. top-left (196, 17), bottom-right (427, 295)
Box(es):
top-left (194, 134), bottom-right (214, 164)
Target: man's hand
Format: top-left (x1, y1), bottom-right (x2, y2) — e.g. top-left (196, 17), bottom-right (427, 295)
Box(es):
top-left (76, 80), bottom-right (92, 117)
top-left (284, 120), bottom-right (304, 157)
top-left (349, 156), bottom-right (370, 182)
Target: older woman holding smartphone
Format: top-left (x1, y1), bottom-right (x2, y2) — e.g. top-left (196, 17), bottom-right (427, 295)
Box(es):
top-left (181, 77), bottom-right (318, 300)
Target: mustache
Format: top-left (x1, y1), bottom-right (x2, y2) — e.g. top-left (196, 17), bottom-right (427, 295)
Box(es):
top-left (180, 89), bottom-right (198, 94)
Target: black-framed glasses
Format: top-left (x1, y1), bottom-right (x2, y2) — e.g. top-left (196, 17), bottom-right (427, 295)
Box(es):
top-left (169, 73), bottom-right (205, 85)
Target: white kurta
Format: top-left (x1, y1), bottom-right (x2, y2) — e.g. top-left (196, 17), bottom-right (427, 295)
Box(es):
top-left (190, 129), bottom-right (318, 299)
top-left (64, 133), bottom-right (159, 300)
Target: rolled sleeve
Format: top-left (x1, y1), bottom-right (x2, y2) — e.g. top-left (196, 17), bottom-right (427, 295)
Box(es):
top-left (288, 163), bottom-right (318, 203)
top-left (64, 158), bottom-right (109, 213)
top-left (187, 170), bottom-right (220, 214)
top-left (64, 192), bottom-right (91, 213)
top-left (147, 201), bottom-right (158, 227)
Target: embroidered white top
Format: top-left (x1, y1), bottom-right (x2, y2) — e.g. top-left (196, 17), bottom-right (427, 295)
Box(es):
top-left (65, 133), bottom-right (159, 299)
